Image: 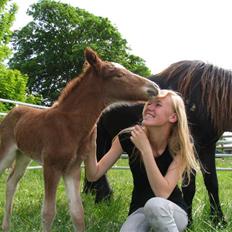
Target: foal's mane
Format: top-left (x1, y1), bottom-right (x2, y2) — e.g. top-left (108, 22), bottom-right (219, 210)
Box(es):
top-left (160, 60), bottom-right (232, 131)
top-left (57, 63), bottom-right (91, 104)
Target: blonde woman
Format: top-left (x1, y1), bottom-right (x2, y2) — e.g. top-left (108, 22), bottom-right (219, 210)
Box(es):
top-left (85, 89), bottom-right (198, 232)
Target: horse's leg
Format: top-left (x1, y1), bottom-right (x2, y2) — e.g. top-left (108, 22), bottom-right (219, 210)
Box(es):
top-left (2, 152), bottom-right (31, 232)
top-left (83, 118), bottom-right (113, 202)
top-left (64, 166), bottom-right (84, 232)
top-left (95, 118), bottom-right (114, 203)
top-left (42, 165), bottom-right (61, 232)
top-left (0, 139), bottom-right (17, 232)
top-left (181, 170), bottom-right (196, 224)
top-left (0, 142), bottom-right (17, 175)
top-left (200, 144), bottom-right (226, 225)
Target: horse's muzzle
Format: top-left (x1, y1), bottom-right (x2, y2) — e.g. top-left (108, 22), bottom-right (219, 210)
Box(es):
top-left (147, 82), bottom-right (160, 98)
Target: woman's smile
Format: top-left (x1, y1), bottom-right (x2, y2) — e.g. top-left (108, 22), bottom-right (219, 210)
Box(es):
top-left (144, 112), bottom-right (155, 120)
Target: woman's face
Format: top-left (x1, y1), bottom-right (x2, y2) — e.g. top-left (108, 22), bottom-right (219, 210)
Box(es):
top-left (142, 95), bottom-right (177, 127)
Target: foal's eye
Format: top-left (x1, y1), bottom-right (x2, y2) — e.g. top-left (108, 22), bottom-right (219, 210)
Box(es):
top-left (114, 73), bottom-right (123, 78)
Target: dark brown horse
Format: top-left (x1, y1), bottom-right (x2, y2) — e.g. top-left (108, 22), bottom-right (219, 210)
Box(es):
top-left (0, 48), bottom-right (159, 232)
top-left (85, 60), bottom-right (232, 225)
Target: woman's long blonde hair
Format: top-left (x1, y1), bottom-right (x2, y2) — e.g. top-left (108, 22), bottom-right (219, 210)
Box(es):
top-left (146, 90), bottom-right (199, 183)
top-left (118, 90), bottom-right (199, 183)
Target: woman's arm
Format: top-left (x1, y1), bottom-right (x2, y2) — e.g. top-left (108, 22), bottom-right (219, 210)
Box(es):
top-left (84, 131), bottom-right (123, 182)
top-left (130, 125), bottom-right (182, 198)
top-left (142, 152), bottom-right (182, 198)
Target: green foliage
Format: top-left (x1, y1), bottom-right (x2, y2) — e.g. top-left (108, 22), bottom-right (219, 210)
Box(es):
top-left (0, 0), bottom-right (42, 111)
top-left (9, 0), bottom-right (151, 104)
top-left (0, 65), bottom-right (27, 101)
top-left (0, 0), bottom-right (17, 62)
top-left (0, 65), bottom-right (42, 112)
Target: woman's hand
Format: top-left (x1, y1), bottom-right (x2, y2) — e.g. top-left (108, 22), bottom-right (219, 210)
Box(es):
top-left (130, 125), bottom-right (152, 156)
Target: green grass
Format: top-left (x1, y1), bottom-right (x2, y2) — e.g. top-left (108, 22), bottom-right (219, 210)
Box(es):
top-left (0, 158), bottom-right (232, 231)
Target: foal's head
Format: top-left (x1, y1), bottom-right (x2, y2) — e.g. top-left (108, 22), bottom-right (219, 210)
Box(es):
top-left (84, 48), bottom-right (160, 104)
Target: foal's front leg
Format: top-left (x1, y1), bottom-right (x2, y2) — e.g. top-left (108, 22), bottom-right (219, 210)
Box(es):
top-left (42, 165), bottom-right (61, 232)
top-left (64, 166), bottom-right (84, 232)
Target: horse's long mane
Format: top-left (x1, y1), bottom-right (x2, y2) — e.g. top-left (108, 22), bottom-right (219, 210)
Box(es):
top-left (159, 60), bottom-right (232, 131)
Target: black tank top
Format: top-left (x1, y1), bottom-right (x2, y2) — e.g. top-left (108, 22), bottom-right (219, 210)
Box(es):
top-left (118, 131), bottom-right (187, 215)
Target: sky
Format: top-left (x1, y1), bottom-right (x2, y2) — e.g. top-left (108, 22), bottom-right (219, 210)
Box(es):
top-left (12, 0), bottom-right (232, 74)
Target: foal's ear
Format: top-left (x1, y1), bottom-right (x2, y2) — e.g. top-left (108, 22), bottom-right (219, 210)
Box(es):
top-left (84, 48), bottom-right (102, 71)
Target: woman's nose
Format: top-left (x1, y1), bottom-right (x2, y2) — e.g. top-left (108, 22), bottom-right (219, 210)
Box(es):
top-left (147, 103), bottom-right (155, 110)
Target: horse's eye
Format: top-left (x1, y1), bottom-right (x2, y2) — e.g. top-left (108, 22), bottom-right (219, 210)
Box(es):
top-left (115, 73), bottom-right (123, 78)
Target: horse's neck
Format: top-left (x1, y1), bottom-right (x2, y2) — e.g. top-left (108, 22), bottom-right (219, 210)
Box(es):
top-left (57, 75), bottom-right (106, 128)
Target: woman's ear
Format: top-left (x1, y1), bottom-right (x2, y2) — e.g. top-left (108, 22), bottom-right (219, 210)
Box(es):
top-left (169, 113), bottom-right (177, 123)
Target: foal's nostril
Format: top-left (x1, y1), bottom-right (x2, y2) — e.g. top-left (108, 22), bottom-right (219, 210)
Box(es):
top-left (147, 89), bottom-right (158, 98)
top-left (152, 82), bottom-right (160, 90)
top-left (147, 84), bottom-right (160, 97)
top-left (145, 81), bottom-right (160, 97)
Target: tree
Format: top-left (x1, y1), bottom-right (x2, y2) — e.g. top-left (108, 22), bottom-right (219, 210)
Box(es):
top-left (0, 0), bottom-right (41, 112)
top-left (9, 0), bottom-right (151, 105)
top-left (0, 65), bottom-right (40, 112)
top-left (0, 0), bottom-right (16, 62)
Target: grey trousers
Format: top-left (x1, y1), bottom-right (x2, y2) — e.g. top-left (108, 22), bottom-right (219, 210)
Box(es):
top-left (120, 197), bottom-right (188, 232)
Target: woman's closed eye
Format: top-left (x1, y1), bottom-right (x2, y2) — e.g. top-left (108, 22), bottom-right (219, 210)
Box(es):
top-left (148, 101), bottom-right (162, 107)
top-left (155, 102), bottom-right (162, 107)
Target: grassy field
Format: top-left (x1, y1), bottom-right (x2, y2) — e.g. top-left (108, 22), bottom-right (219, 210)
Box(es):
top-left (0, 158), bottom-right (232, 232)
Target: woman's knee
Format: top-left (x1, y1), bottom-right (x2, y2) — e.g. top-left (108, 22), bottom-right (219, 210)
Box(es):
top-left (144, 197), bottom-right (171, 218)
top-left (144, 197), bottom-right (188, 232)
top-left (120, 208), bottom-right (149, 232)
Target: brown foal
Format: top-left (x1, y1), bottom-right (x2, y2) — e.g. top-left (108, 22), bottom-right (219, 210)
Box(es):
top-left (0, 48), bottom-right (159, 231)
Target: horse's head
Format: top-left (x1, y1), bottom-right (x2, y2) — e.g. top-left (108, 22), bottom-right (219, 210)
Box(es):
top-left (84, 48), bottom-right (160, 104)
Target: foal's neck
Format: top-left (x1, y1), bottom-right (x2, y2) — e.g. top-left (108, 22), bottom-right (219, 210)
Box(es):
top-left (56, 73), bottom-right (107, 127)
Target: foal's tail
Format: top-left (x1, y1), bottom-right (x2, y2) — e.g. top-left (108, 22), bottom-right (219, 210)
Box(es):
top-left (0, 107), bottom-right (24, 174)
